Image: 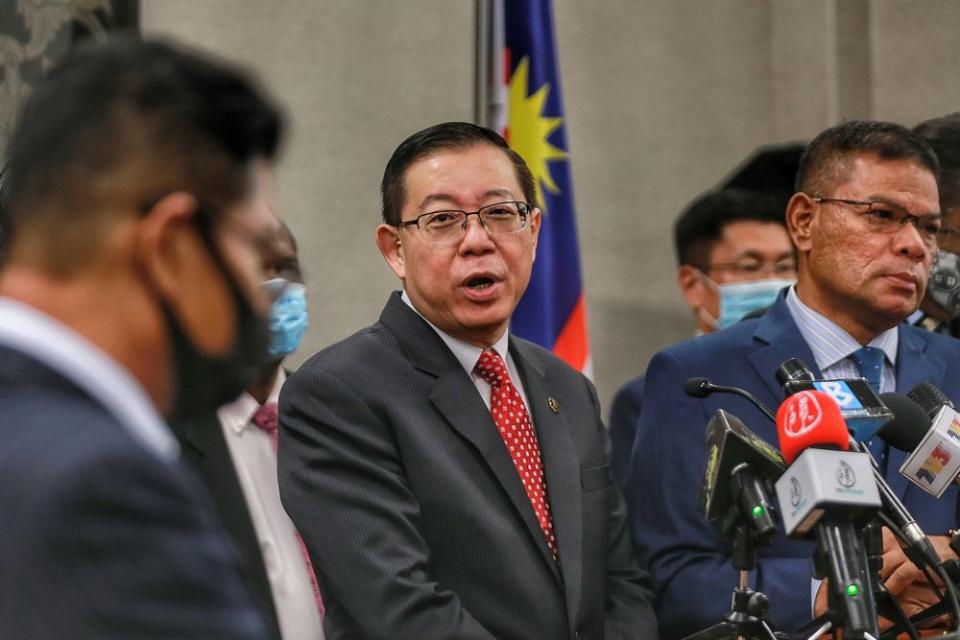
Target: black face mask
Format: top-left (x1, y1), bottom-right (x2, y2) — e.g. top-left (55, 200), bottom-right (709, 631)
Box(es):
top-left (163, 212), bottom-right (269, 423)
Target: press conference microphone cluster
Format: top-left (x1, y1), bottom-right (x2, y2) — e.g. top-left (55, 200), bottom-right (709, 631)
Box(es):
top-left (775, 358), bottom-right (944, 572)
top-left (773, 390), bottom-right (881, 639)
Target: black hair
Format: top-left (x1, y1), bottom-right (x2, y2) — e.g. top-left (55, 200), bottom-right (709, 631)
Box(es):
top-left (795, 120), bottom-right (938, 196)
top-left (673, 188), bottom-right (789, 268)
top-left (380, 122), bottom-right (536, 225)
top-left (3, 36), bottom-right (283, 271)
top-left (914, 113), bottom-right (960, 213)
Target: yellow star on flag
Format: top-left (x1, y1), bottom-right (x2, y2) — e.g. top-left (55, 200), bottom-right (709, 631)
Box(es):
top-left (507, 56), bottom-right (567, 210)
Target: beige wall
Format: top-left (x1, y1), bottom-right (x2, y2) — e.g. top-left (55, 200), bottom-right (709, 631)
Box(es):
top-left (141, 0), bottom-right (960, 414)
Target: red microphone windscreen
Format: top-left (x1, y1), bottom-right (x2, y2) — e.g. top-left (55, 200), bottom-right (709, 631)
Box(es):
top-left (775, 390), bottom-right (850, 464)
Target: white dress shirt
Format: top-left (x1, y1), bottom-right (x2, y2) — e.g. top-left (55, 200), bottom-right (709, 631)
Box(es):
top-left (400, 291), bottom-right (532, 413)
top-left (218, 370), bottom-right (325, 640)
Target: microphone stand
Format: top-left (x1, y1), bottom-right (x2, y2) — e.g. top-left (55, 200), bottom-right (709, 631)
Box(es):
top-left (857, 520), bottom-right (918, 640)
top-left (683, 464), bottom-right (779, 640)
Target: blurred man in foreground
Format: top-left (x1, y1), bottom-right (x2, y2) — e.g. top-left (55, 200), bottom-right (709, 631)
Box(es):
top-left (627, 120), bottom-right (960, 638)
top-left (279, 122), bottom-right (657, 639)
top-left (0, 38), bottom-right (283, 638)
top-left (609, 188), bottom-right (795, 487)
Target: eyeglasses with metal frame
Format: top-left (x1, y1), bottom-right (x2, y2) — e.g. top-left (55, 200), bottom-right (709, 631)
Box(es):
top-left (811, 196), bottom-right (948, 249)
top-left (398, 201), bottom-right (531, 246)
top-left (705, 259), bottom-right (798, 280)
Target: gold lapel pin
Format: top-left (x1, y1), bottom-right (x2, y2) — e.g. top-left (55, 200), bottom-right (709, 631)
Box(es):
top-left (548, 397), bottom-right (559, 414)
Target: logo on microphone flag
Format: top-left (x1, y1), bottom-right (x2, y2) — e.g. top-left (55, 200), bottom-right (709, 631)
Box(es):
top-left (486, 0), bottom-right (591, 374)
top-left (783, 391), bottom-right (823, 438)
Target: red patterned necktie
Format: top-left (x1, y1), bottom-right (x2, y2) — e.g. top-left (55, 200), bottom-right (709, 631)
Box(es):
top-left (473, 349), bottom-right (557, 560)
top-left (251, 401), bottom-right (326, 616)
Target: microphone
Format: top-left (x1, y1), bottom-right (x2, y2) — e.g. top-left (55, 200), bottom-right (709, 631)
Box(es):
top-left (773, 390), bottom-right (881, 534)
top-left (772, 390), bottom-right (881, 639)
top-left (876, 392), bottom-right (932, 452)
top-left (879, 388), bottom-right (960, 498)
top-left (776, 358), bottom-right (893, 442)
top-left (775, 362), bottom-right (943, 571)
top-left (684, 377), bottom-right (776, 423)
top-left (909, 381), bottom-right (955, 419)
top-left (699, 409), bottom-right (784, 540)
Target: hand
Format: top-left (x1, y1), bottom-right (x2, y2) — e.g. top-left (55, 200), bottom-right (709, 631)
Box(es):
top-left (814, 580), bottom-right (829, 617)
top-left (881, 529), bottom-right (957, 596)
top-left (879, 581), bottom-right (951, 632)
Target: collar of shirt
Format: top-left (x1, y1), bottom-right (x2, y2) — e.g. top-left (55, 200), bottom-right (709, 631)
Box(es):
top-left (785, 285), bottom-right (898, 371)
top-left (218, 368), bottom-right (287, 435)
top-left (400, 290), bottom-right (511, 377)
top-left (399, 290), bottom-right (531, 414)
top-left (0, 297), bottom-right (178, 461)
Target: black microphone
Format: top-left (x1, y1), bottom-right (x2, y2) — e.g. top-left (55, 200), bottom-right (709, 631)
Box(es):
top-left (908, 381), bottom-right (955, 419)
top-left (877, 392), bottom-right (932, 452)
top-left (700, 410), bottom-right (784, 544)
top-left (684, 377), bottom-right (776, 423)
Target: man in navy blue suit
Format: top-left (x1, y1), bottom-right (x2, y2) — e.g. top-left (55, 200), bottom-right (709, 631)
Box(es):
top-left (627, 120), bottom-right (960, 638)
top-left (0, 38), bottom-right (283, 638)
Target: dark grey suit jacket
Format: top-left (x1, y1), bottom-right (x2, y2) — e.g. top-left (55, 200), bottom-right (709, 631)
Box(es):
top-left (0, 344), bottom-right (271, 639)
top-left (278, 292), bottom-right (657, 640)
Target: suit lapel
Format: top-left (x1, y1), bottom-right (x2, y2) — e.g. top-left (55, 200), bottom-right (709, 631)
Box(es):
top-left (179, 414), bottom-right (278, 619)
top-left (887, 327), bottom-right (941, 499)
top-left (510, 338), bottom-right (583, 616)
top-left (747, 295), bottom-right (824, 406)
top-left (380, 293), bottom-right (563, 581)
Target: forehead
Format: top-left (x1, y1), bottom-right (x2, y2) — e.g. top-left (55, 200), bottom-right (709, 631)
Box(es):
top-left (717, 219), bottom-right (790, 245)
top-left (401, 144), bottom-right (522, 214)
top-left (711, 220), bottom-right (793, 259)
top-left (227, 161), bottom-right (275, 224)
top-left (833, 153), bottom-right (939, 210)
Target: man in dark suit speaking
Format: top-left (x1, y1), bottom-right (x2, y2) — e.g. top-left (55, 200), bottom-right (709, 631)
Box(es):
top-left (278, 122), bottom-right (657, 640)
top-left (0, 39), bottom-right (282, 638)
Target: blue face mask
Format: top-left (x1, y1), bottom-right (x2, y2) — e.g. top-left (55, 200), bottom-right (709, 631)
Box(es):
top-left (713, 278), bottom-right (793, 330)
top-left (265, 280), bottom-right (309, 358)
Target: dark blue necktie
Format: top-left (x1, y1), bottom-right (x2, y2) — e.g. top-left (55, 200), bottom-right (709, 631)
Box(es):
top-left (849, 346), bottom-right (887, 469)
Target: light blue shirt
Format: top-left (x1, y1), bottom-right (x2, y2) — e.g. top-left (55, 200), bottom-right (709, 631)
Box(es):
top-left (0, 297), bottom-right (178, 460)
top-left (785, 286), bottom-right (898, 393)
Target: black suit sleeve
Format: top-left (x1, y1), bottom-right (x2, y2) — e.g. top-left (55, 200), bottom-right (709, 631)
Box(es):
top-left (278, 365), bottom-right (497, 640)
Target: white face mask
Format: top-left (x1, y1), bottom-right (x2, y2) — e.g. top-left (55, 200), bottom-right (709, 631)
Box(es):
top-left (699, 274), bottom-right (794, 330)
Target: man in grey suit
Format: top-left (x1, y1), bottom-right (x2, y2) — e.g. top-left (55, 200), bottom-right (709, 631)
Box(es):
top-left (278, 122), bottom-right (657, 640)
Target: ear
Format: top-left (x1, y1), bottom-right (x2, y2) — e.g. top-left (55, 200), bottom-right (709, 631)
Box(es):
top-left (677, 264), bottom-right (706, 308)
top-left (134, 191), bottom-right (203, 299)
top-left (375, 224), bottom-right (405, 279)
top-left (528, 207), bottom-right (542, 260)
top-left (786, 192), bottom-right (816, 253)
top-left (134, 191), bottom-right (235, 355)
